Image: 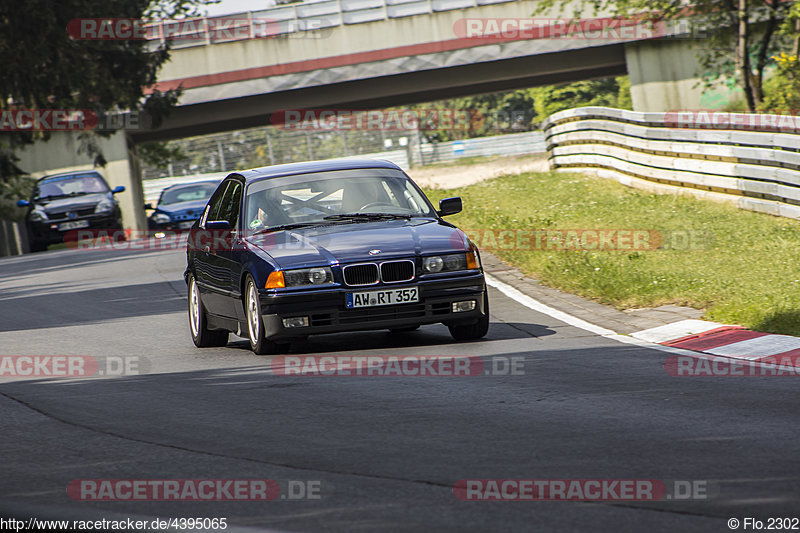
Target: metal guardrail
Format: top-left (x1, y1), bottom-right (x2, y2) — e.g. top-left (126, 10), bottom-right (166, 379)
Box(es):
top-left (145, 0), bottom-right (518, 48)
top-left (417, 131), bottom-right (546, 165)
top-left (543, 107), bottom-right (800, 220)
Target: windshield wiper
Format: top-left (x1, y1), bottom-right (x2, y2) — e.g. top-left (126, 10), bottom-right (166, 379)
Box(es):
top-left (252, 222), bottom-right (328, 235)
top-left (324, 213), bottom-right (412, 221)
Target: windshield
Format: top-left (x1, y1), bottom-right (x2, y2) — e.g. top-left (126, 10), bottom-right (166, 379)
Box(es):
top-left (159, 182), bottom-right (219, 206)
top-left (34, 173), bottom-right (109, 200)
top-left (244, 168), bottom-right (435, 232)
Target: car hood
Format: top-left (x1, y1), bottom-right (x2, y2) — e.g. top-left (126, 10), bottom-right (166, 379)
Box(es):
top-left (38, 193), bottom-right (108, 214)
top-left (245, 218), bottom-right (470, 268)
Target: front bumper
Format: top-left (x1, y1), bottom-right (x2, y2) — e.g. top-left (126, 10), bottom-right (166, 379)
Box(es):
top-left (29, 215), bottom-right (122, 245)
top-left (258, 272), bottom-right (486, 340)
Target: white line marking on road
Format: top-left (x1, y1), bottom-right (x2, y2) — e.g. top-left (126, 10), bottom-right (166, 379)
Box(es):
top-left (484, 274), bottom-right (615, 336)
top-left (484, 274), bottom-right (711, 358)
top-left (485, 274), bottom-right (800, 371)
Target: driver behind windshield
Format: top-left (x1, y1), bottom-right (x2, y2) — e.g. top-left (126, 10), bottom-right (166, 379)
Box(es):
top-left (247, 188), bottom-right (291, 231)
top-left (244, 172), bottom-right (432, 233)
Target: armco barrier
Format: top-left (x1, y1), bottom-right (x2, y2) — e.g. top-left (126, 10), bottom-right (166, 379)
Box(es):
top-left (418, 130), bottom-right (546, 165)
top-left (543, 107), bottom-right (800, 220)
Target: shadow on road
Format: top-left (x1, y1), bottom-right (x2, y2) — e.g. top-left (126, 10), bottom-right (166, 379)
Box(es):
top-left (0, 279), bottom-right (185, 332)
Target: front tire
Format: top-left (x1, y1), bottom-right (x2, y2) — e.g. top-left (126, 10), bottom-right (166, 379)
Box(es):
top-left (448, 291), bottom-right (490, 341)
top-left (188, 274), bottom-right (228, 347)
top-left (245, 276), bottom-right (286, 355)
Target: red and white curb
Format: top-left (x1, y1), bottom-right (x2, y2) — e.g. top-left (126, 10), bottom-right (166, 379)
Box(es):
top-left (485, 275), bottom-right (800, 372)
top-left (631, 320), bottom-right (800, 364)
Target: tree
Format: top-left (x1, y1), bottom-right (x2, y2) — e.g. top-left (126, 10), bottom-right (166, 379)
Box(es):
top-left (759, 52), bottom-right (800, 112)
top-left (535, 0), bottom-right (799, 111)
top-left (0, 0), bottom-right (217, 189)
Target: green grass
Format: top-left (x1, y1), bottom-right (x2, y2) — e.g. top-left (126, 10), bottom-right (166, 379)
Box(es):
top-left (423, 170), bottom-right (800, 336)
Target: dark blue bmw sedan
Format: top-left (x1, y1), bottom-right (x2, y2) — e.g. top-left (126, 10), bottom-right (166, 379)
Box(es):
top-left (185, 159), bottom-right (488, 355)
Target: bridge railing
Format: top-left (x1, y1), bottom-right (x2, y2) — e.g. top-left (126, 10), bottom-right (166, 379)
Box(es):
top-left (144, 0), bottom-right (518, 49)
top-left (543, 107), bottom-right (800, 220)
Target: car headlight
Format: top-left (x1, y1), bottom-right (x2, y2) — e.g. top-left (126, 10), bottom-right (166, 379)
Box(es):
top-left (423, 253), bottom-right (468, 273)
top-left (29, 209), bottom-right (47, 222)
top-left (151, 212), bottom-right (171, 224)
top-left (94, 198), bottom-right (114, 214)
top-left (283, 266), bottom-right (334, 287)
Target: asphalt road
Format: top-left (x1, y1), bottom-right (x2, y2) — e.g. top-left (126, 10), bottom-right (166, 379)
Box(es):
top-left (1, 244), bottom-right (799, 532)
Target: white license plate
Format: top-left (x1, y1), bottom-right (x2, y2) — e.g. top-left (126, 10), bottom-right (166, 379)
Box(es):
top-left (346, 287), bottom-right (419, 308)
top-left (178, 221), bottom-right (195, 229)
top-left (58, 220), bottom-right (90, 231)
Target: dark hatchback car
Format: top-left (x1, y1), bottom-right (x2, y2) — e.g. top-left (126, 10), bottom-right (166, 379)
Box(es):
top-left (185, 159), bottom-right (489, 355)
top-left (146, 180), bottom-right (221, 232)
top-left (17, 171), bottom-right (125, 252)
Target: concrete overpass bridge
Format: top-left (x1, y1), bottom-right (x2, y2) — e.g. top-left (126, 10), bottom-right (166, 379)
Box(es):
top-left (16, 0), bottom-right (711, 232)
top-left (137, 0), bottom-right (705, 142)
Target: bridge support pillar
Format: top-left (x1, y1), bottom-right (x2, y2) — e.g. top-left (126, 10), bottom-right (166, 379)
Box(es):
top-left (14, 130), bottom-right (147, 232)
top-left (624, 39), bottom-right (738, 112)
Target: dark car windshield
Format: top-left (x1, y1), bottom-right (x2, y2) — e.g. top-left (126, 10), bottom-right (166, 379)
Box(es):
top-left (159, 182), bottom-right (219, 206)
top-left (244, 168), bottom-right (436, 231)
top-left (34, 173), bottom-right (109, 200)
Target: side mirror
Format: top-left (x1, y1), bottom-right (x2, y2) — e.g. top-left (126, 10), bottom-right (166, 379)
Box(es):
top-left (205, 220), bottom-right (231, 230)
top-left (438, 197), bottom-right (462, 216)
top-left (112, 185), bottom-right (125, 194)
top-left (144, 203), bottom-right (153, 210)
top-left (16, 199), bottom-right (30, 207)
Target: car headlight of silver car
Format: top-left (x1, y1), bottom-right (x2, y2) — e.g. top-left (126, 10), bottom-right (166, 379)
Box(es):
top-left (283, 266), bottom-right (334, 287)
top-left (151, 212), bottom-right (171, 224)
top-left (94, 198), bottom-right (115, 214)
top-left (29, 208), bottom-right (48, 222)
